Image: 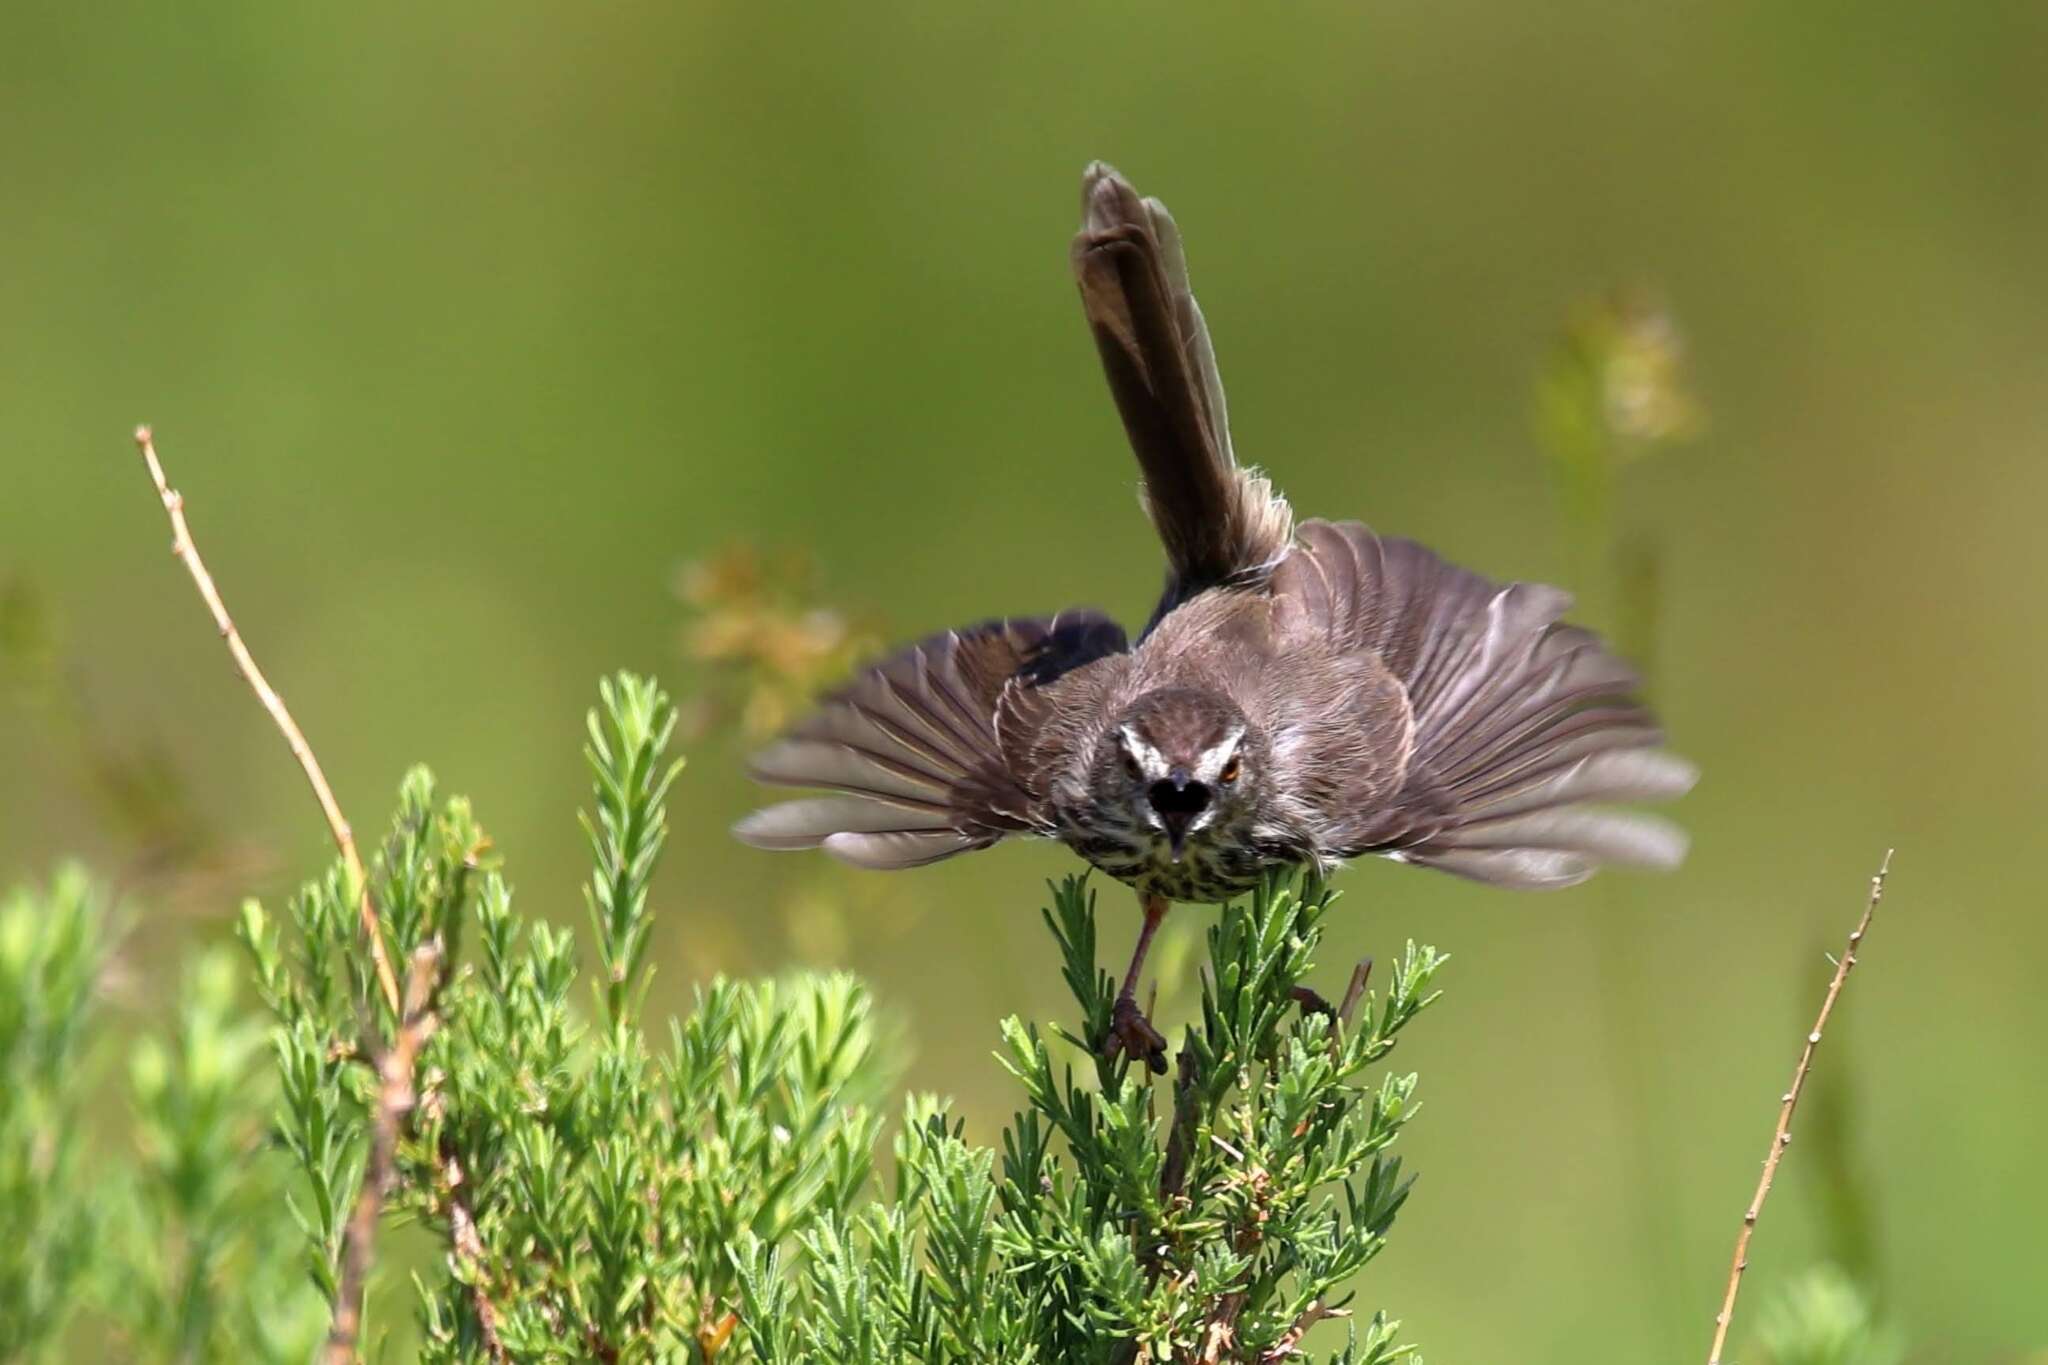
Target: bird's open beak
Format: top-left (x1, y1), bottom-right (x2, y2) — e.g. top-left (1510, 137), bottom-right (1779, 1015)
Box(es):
top-left (1158, 766), bottom-right (1198, 861)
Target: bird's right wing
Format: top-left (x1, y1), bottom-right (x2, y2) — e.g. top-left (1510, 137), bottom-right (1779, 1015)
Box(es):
top-left (1271, 519), bottom-right (1697, 888)
top-left (1072, 162), bottom-right (1293, 626)
top-left (734, 611), bottom-right (1127, 869)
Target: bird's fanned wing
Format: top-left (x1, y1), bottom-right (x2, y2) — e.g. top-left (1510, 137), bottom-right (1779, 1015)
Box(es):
top-left (1271, 518), bottom-right (1696, 888)
top-left (735, 611), bottom-right (1128, 869)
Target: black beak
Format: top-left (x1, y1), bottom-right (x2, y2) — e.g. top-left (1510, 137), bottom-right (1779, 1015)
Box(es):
top-left (1148, 769), bottom-right (1211, 861)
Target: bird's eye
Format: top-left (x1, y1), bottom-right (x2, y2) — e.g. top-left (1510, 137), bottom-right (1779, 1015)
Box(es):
top-left (1219, 756), bottom-right (1241, 784)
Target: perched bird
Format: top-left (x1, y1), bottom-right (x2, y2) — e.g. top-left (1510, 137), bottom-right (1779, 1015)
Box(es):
top-left (736, 162), bottom-right (1696, 1068)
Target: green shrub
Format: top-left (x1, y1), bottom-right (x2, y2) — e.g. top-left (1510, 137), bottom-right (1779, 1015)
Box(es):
top-left (2, 674), bottom-right (1440, 1363)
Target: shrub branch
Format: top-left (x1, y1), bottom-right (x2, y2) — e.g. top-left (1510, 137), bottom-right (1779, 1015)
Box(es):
top-left (1707, 849), bottom-right (1893, 1365)
top-left (441, 1145), bottom-right (509, 1361)
top-left (329, 943), bottom-right (441, 1362)
top-left (133, 423), bottom-right (428, 1360)
top-left (122, 423), bottom-right (1438, 1364)
top-left (130, 424), bottom-right (403, 1019)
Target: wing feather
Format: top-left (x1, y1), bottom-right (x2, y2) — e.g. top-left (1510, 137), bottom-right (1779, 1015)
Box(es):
top-left (1272, 518), bottom-right (1695, 885)
top-left (735, 612), bottom-right (1128, 869)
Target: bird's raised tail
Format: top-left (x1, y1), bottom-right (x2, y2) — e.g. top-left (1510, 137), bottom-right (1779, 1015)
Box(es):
top-left (1072, 162), bottom-right (1293, 623)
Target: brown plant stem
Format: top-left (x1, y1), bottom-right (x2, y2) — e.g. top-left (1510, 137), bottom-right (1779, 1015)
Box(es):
top-left (1334, 959), bottom-right (1372, 1029)
top-left (132, 424), bottom-right (423, 1358)
top-left (1706, 849), bottom-right (1893, 1365)
top-left (131, 425), bottom-right (403, 1019)
top-left (443, 1149), bottom-right (509, 1362)
top-left (329, 944), bottom-right (442, 1363)
top-left (1260, 1300), bottom-right (1348, 1362)
top-left (1158, 1045), bottom-right (1204, 1206)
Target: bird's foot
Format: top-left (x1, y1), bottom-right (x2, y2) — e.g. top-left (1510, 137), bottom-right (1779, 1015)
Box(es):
top-left (1105, 992), bottom-right (1168, 1074)
top-left (1290, 985), bottom-right (1336, 1018)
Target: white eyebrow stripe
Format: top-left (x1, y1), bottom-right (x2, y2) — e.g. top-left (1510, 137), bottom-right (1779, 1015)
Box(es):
top-left (1118, 725), bottom-right (1172, 777)
top-left (1194, 726), bottom-right (1247, 779)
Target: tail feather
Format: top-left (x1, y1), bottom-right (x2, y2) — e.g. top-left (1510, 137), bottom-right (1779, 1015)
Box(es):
top-left (1073, 161), bottom-right (1292, 617)
top-left (1146, 194), bottom-right (1234, 471)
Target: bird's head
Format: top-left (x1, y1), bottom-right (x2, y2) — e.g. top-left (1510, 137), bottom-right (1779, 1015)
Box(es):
top-left (1095, 687), bottom-right (1254, 860)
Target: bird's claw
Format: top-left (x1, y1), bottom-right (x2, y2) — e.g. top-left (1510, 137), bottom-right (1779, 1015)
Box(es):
top-left (1105, 993), bottom-right (1168, 1074)
top-left (1290, 985), bottom-right (1336, 1018)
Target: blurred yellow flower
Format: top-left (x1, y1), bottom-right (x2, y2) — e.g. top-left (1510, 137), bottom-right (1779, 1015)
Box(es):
top-left (673, 544), bottom-right (885, 742)
top-left (1535, 288), bottom-right (1705, 480)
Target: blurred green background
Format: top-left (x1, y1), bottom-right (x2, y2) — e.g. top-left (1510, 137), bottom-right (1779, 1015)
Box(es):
top-left (4, 1), bottom-right (2045, 1360)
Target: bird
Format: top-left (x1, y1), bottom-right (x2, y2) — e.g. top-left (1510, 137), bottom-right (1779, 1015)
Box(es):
top-left (734, 161), bottom-right (1696, 1070)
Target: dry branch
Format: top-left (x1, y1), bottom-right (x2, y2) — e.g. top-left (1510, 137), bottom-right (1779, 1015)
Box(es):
top-left (132, 424), bottom-right (422, 1360)
top-left (328, 944), bottom-right (441, 1362)
top-left (131, 425), bottom-right (403, 1018)
top-left (1260, 1300), bottom-right (1348, 1362)
top-left (443, 1146), bottom-right (510, 1361)
top-left (1706, 849), bottom-right (1893, 1365)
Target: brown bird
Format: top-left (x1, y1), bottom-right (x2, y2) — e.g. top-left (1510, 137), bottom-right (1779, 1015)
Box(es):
top-left (736, 162), bottom-right (1696, 1069)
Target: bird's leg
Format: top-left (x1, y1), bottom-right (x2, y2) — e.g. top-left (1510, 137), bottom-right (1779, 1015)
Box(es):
top-left (1289, 985), bottom-right (1336, 1018)
top-left (1291, 958), bottom-right (1374, 1023)
top-left (1106, 891), bottom-right (1170, 1073)
top-left (1295, 960), bottom-right (1373, 1060)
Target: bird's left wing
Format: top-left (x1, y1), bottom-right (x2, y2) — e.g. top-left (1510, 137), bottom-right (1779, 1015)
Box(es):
top-left (1270, 519), bottom-right (1696, 888)
top-left (734, 611), bottom-right (1127, 869)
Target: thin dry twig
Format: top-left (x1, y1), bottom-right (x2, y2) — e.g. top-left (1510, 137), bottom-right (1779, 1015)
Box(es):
top-left (440, 1142), bottom-right (509, 1361)
top-left (1260, 1300), bottom-right (1350, 1362)
top-left (1335, 958), bottom-right (1373, 1029)
top-left (131, 425), bottom-right (403, 1018)
top-left (329, 944), bottom-right (442, 1363)
top-left (1706, 849), bottom-right (1893, 1365)
top-left (1198, 1284), bottom-right (1249, 1365)
top-left (1197, 1170), bottom-right (1272, 1365)
top-left (1159, 1046), bottom-right (1203, 1204)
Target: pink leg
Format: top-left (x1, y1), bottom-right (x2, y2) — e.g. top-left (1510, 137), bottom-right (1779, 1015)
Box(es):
top-left (1106, 892), bottom-right (1170, 1072)
top-left (1119, 892), bottom-right (1169, 1001)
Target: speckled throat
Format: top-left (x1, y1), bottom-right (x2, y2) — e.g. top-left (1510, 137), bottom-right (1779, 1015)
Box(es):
top-left (1054, 803), bottom-right (1279, 904)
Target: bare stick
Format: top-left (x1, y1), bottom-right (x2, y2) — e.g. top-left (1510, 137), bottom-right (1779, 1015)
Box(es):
top-left (328, 944), bottom-right (442, 1363)
top-left (1335, 958), bottom-right (1373, 1028)
top-left (443, 1147), bottom-right (509, 1361)
top-left (1707, 849), bottom-right (1893, 1365)
top-left (131, 425), bottom-right (402, 1018)
top-left (1158, 1046), bottom-right (1203, 1203)
top-left (1261, 1300), bottom-right (1349, 1362)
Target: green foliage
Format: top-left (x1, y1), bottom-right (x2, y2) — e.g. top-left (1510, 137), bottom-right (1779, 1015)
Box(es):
top-left (1751, 1266), bottom-right (1904, 1365)
top-left (1532, 289), bottom-right (1701, 585)
top-left (3, 674), bottom-right (1442, 1362)
top-left (1532, 292), bottom-right (1701, 1337)
top-left (106, 948), bottom-right (328, 1361)
top-left (965, 876), bottom-right (1441, 1364)
top-left (0, 867), bottom-right (103, 1360)
top-left (236, 673), bottom-right (891, 1359)
top-left (723, 876), bottom-right (1442, 1365)
top-left (0, 875), bottom-right (321, 1364)
top-left (583, 672), bottom-right (685, 1027)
